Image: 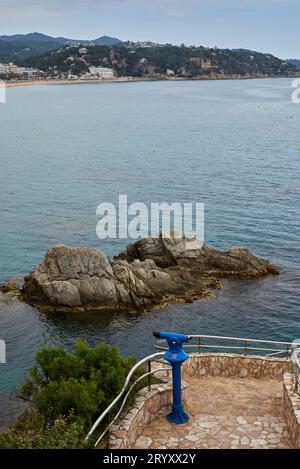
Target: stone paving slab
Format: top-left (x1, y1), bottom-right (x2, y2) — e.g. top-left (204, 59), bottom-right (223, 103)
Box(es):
top-left (133, 376), bottom-right (293, 449)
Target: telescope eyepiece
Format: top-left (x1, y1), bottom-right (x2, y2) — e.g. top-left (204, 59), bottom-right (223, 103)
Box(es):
top-left (153, 331), bottom-right (161, 339)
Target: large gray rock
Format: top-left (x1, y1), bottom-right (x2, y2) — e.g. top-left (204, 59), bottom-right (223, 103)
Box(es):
top-left (23, 245), bottom-right (169, 310)
top-left (21, 235), bottom-right (278, 312)
top-left (118, 233), bottom-right (279, 276)
top-left (162, 232), bottom-right (204, 262)
top-left (23, 245), bottom-right (119, 308)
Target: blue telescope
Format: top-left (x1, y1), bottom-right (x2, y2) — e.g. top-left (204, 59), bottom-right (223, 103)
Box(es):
top-left (153, 331), bottom-right (190, 424)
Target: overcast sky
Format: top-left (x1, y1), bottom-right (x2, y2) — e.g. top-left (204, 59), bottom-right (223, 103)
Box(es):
top-left (0, 0), bottom-right (298, 58)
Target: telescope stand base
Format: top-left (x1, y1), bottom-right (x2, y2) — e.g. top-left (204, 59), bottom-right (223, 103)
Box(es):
top-left (166, 409), bottom-right (189, 425)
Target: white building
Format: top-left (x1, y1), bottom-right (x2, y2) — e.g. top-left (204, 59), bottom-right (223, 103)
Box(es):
top-left (0, 63), bottom-right (39, 77)
top-left (0, 63), bottom-right (26, 75)
top-left (79, 47), bottom-right (88, 55)
top-left (68, 74), bottom-right (78, 80)
top-left (23, 68), bottom-right (40, 78)
top-left (16, 66), bottom-right (26, 75)
top-left (0, 63), bottom-right (10, 74)
top-left (166, 69), bottom-right (175, 77)
top-left (89, 66), bottom-right (114, 79)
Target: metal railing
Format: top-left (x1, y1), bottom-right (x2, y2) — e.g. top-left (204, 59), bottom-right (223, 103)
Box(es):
top-left (86, 334), bottom-right (298, 447)
top-left (292, 347), bottom-right (300, 391)
top-left (85, 352), bottom-right (171, 447)
top-left (155, 334), bottom-right (294, 358)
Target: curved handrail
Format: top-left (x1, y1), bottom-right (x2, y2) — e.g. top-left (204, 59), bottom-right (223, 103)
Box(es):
top-left (86, 333), bottom-right (297, 447)
top-left (292, 347), bottom-right (300, 391)
top-left (155, 334), bottom-right (294, 357)
top-left (188, 334), bottom-right (293, 346)
top-left (94, 367), bottom-right (171, 447)
top-left (85, 352), bottom-right (166, 442)
top-left (293, 349), bottom-right (300, 368)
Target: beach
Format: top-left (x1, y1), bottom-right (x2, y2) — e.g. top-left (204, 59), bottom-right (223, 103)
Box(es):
top-left (5, 73), bottom-right (300, 90)
top-left (4, 76), bottom-right (153, 88)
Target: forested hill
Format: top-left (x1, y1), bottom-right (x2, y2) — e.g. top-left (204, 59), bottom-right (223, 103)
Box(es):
top-left (287, 59), bottom-right (300, 70)
top-left (24, 44), bottom-right (296, 79)
top-left (0, 33), bottom-right (123, 62)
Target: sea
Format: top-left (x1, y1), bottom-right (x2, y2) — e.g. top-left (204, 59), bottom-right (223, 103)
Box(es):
top-left (0, 78), bottom-right (299, 427)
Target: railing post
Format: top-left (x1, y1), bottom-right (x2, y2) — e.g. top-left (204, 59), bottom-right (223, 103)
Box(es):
top-left (148, 360), bottom-right (151, 391)
top-left (198, 337), bottom-right (201, 353)
top-left (244, 340), bottom-right (248, 356)
top-left (107, 409), bottom-right (111, 442)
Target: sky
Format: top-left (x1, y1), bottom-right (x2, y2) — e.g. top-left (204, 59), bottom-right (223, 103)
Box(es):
top-left (0, 0), bottom-right (298, 58)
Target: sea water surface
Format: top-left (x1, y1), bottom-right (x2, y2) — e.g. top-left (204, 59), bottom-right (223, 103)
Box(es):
top-left (0, 78), bottom-right (299, 427)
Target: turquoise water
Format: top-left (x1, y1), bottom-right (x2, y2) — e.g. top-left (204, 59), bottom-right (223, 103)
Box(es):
top-left (0, 78), bottom-right (300, 425)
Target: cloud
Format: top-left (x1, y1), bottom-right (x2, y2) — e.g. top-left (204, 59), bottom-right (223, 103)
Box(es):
top-left (0, 0), bottom-right (292, 24)
top-left (166, 9), bottom-right (191, 17)
top-left (158, 0), bottom-right (290, 5)
top-left (0, 0), bottom-right (67, 18)
top-left (0, 0), bottom-right (291, 17)
top-left (0, 0), bottom-right (127, 18)
top-left (157, 0), bottom-right (291, 17)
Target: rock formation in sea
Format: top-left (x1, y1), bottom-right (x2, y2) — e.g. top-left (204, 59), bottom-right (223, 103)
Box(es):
top-left (14, 232), bottom-right (279, 312)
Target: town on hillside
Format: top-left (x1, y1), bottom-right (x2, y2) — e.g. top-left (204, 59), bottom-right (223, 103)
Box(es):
top-left (0, 42), bottom-right (298, 83)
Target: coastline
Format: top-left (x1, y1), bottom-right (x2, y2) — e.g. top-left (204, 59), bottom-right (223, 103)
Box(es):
top-left (5, 73), bottom-right (300, 89)
top-left (5, 76), bottom-right (152, 89)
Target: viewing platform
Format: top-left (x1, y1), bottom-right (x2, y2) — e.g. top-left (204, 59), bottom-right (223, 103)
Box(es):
top-left (133, 374), bottom-right (292, 449)
top-left (86, 335), bottom-right (300, 450)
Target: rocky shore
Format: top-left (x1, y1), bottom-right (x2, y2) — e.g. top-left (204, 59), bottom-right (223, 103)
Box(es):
top-left (1, 233), bottom-right (279, 313)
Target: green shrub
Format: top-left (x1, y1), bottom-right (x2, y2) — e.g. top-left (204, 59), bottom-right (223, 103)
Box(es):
top-left (0, 340), bottom-right (142, 449)
top-left (18, 340), bottom-right (138, 429)
top-left (0, 410), bottom-right (92, 449)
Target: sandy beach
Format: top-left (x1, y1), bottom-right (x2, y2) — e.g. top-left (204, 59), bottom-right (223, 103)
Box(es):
top-left (5, 77), bottom-right (158, 89)
top-left (5, 73), bottom-right (299, 90)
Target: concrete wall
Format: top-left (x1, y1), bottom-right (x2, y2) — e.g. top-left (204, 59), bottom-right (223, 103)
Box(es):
top-left (109, 382), bottom-right (188, 449)
top-left (182, 353), bottom-right (292, 380)
top-left (283, 373), bottom-right (300, 448)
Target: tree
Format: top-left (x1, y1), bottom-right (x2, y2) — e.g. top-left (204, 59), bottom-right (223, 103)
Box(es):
top-left (0, 340), bottom-right (141, 448)
top-left (19, 340), bottom-right (138, 427)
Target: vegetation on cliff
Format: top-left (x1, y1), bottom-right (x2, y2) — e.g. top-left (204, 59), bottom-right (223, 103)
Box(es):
top-left (0, 341), bottom-right (141, 449)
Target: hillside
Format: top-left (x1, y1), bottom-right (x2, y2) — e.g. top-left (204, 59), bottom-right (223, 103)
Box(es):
top-left (24, 44), bottom-right (296, 79)
top-left (0, 38), bottom-right (63, 62)
top-left (287, 59), bottom-right (300, 70)
top-left (0, 33), bottom-right (123, 61)
top-left (0, 33), bottom-right (63, 43)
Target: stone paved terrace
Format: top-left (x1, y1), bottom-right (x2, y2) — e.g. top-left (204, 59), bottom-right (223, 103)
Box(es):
top-left (133, 376), bottom-right (293, 449)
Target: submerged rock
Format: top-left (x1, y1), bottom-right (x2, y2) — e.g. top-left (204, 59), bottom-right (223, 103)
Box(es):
top-left (21, 233), bottom-right (279, 312)
top-left (0, 277), bottom-right (24, 299)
